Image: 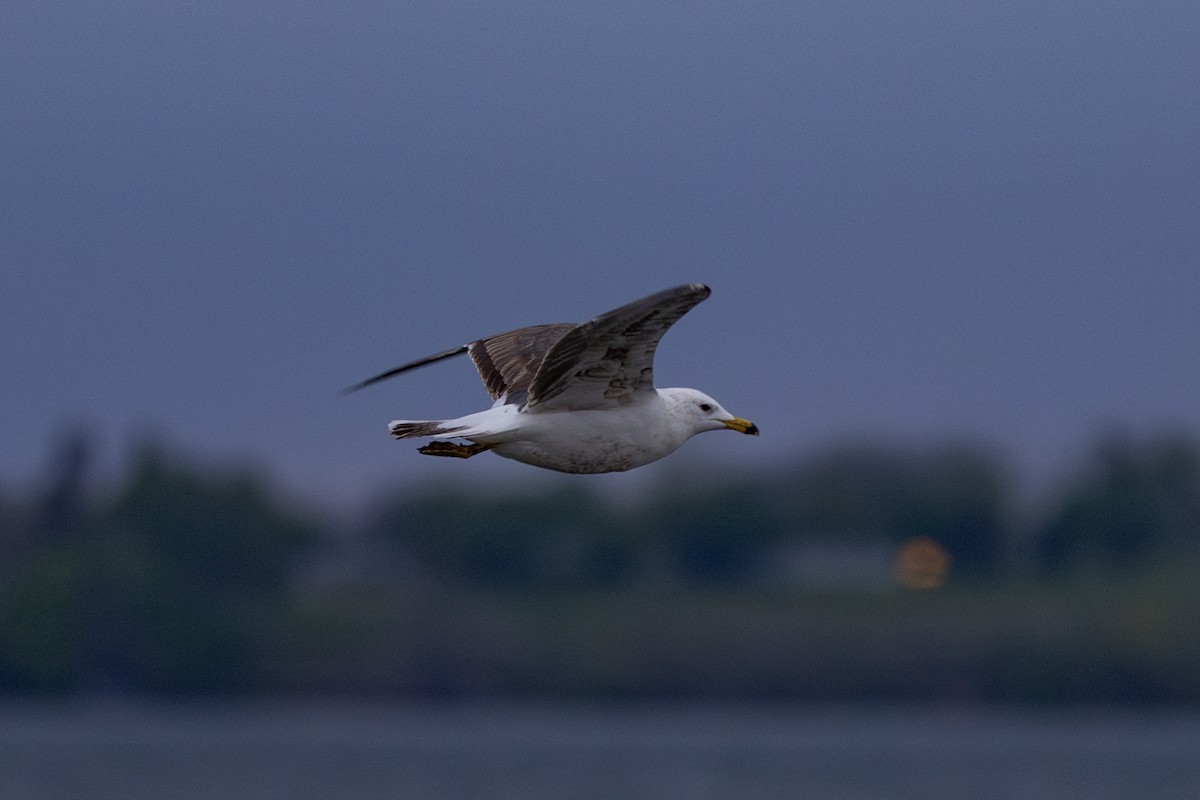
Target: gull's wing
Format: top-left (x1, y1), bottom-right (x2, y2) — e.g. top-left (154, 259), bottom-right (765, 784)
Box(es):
top-left (341, 323), bottom-right (575, 401)
top-left (527, 283), bottom-right (712, 411)
top-left (467, 323), bottom-right (575, 403)
top-left (341, 345), bottom-right (470, 395)
top-left (342, 284), bottom-right (711, 408)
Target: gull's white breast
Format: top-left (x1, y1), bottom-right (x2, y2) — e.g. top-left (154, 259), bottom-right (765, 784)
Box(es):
top-left (488, 395), bottom-right (688, 474)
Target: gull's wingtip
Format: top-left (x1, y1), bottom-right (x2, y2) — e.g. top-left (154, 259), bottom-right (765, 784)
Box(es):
top-left (338, 345), bottom-right (471, 397)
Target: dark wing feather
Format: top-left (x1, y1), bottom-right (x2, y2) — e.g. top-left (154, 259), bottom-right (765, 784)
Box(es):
top-left (528, 284), bottom-right (711, 411)
top-left (341, 345), bottom-right (468, 395)
top-left (341, 325), bottom-right (572, 400)
top-left (468, 323), bottom-right (575, 403)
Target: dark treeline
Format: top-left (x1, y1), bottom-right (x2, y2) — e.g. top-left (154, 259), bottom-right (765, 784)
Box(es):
top-left (2, 430), bottom-right (1199, 702)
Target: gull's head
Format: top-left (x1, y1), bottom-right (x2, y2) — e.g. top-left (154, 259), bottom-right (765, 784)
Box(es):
top-left (663, 388), bottom-right (759, 438)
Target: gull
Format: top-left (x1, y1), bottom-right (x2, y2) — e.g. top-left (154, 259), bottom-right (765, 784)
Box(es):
top-left (344, 283), bottom-right (758, 473)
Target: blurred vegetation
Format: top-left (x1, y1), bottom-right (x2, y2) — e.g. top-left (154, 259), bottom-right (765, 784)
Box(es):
top-left (2, 429), bottom-right (1199, 703)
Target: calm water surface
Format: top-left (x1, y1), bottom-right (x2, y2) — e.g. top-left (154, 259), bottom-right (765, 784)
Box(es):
top-left (1, 702), bottom-right (1197, 799)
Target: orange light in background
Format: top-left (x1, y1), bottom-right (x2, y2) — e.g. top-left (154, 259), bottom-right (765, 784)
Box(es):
top-left (894, 536), bottom-right (951, 589)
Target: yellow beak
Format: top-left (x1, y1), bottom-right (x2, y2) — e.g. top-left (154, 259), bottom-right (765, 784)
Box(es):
top-left (721, 417), bottom-right (760, 435)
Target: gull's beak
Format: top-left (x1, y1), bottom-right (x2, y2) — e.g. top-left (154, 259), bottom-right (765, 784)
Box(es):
top-left (721, 416), bottom-right (760, 436)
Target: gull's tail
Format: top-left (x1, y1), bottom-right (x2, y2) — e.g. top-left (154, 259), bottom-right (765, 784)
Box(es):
top-left (389, 420), bottom-right (466, 440)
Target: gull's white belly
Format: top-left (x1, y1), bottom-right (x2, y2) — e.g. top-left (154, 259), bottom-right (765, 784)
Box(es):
top-left (486, 405), bottom-right (684, 474)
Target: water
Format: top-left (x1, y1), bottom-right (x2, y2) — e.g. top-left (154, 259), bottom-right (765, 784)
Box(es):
top-left (1, 702), bottom-right (1197, 799)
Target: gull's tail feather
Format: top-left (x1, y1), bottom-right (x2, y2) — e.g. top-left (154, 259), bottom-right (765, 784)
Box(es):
top-left (389, 420), bottom-right (466, 440)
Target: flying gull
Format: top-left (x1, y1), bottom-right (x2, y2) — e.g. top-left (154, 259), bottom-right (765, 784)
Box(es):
top-left (345, 283), bottom-right (758, 473)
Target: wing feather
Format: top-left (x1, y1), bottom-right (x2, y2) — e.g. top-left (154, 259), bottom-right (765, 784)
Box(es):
top-left (528, 284), bottom-right (711, 411)
top-left (468, 323), bottom-right (575, 403)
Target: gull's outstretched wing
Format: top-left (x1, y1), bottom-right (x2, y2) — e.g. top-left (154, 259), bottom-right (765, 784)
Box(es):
top-left (467, 323), bottom-right (575, 404)
top-left (341, 345), bottom-right (470, 395)
top-left (341, 323), bottom-right (576, 402)
top-left (342, 284), bottom-right (711, 410)
top-left (527, 283), bottom-right (711, 411)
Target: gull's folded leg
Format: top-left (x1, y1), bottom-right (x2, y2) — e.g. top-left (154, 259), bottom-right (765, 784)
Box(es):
top-left (417, 441), bottom-right (492, 459)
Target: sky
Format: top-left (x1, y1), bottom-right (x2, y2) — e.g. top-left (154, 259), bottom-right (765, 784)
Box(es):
top-left (3, 1), bottom-right (1198, 507)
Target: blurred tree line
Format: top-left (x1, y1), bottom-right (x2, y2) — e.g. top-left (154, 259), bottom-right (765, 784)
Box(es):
top-left (1, 429), bottom-right (1199, 700)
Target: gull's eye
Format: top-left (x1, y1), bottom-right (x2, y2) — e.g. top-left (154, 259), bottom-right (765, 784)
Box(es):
top-left (699, 403), bottom-right (713, 413)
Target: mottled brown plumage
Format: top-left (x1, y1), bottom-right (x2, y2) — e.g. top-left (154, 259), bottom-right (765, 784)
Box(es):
top-left (466, 323), bottom-right (575, 405)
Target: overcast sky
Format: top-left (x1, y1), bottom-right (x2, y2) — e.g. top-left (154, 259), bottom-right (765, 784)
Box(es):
top-left (3, 1), bottom-right (1198, 505)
